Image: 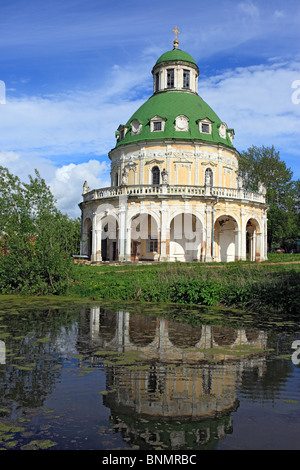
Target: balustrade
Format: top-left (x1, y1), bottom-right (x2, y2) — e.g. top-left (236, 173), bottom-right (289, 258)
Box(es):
top-left (82, 184), bottom-right (265, 203)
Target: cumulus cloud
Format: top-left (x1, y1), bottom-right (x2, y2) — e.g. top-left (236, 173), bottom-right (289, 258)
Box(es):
top-left (0, 151), bottom-right (111, 217)
top-left (199, 60), bottom-right (300, 165)
top-left (49, 160), bottom-right (110, 217)
top-left (0, 61), bottom-right (148, 216)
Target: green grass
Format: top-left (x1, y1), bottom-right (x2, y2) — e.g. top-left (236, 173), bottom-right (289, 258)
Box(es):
top-left (67, 255), bottom-right (300, 314)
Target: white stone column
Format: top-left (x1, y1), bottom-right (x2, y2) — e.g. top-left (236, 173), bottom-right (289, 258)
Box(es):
top-left (256, 232), bottom-right (262, 261)
top-left (205, 204), bottom-right (212, 262)
top-left (90, 307), bottom-right (100, 340)
top-left (125, 217), bottom-right (132, 261)
top-left (252, 230), bottom-right (256, 261)
top-left (159, 203), bottom-right (167, 261)
top-left (264, 211), bottom-right (268, 260)
top-left (240, 213), bottom-right (247, 261)
top-left (118, 194), bottom-right (128, 261)
top-left (234, 229), bottom-right (241, 261)
top-left (91, 213), bottom-right (102, 262)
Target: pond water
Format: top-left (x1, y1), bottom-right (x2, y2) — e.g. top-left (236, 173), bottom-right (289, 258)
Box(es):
top-left (0, 298), bottom-right (300, 451)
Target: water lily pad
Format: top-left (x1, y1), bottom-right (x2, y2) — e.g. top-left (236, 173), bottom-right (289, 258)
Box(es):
top-left (28, 439), bottom-right (57, 449)
top-left (36, 337), bottom-right (51, 343)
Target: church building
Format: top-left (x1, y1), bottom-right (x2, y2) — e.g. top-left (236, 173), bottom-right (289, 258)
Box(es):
top-left (79, 30), bottom-right (267, 263)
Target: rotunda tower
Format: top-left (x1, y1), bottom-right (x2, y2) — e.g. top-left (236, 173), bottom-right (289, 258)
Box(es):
top-left (79, 33), bottom-right (267, 264)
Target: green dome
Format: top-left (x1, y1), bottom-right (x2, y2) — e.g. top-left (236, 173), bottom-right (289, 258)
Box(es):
top-left (155, 48), bottom-right (197, 66)
top-left (115, 91), bottom-right (234, 148)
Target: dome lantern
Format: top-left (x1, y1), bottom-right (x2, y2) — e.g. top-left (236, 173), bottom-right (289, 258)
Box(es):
top-left (152, 27), bottom-right (199, 95)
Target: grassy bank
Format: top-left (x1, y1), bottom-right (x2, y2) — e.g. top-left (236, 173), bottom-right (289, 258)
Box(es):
top-left (68, 253), bottom-right (300, 314)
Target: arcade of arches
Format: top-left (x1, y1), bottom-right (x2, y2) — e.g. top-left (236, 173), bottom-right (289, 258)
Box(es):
top-left (81, 208), bottom-right (265, 262)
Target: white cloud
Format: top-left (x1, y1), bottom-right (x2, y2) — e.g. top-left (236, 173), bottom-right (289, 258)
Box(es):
top-left (0, 151), bottom-right (111, 217)
top-left (0, 59), bottom-right (149, 161)
top-left (49, 160), bottom-right (111, 217)
top-left (199, 60), bottom-right (300, 170)
top-left (274, 10), bottom-right (285, 18)
top-left (0, 59), bottom-right (151, 216)
top-left (0, 151), bottom-right (21, 165)
top-left (238, 0), bottom-right (260, 19)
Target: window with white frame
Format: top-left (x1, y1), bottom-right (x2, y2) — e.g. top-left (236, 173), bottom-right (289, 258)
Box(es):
top-left (198, 119), bottom-right (212, 134)
top-left (183, 69), bottom-right (190, 89)
top-left (150, 116), bottom-right (166, 132)
top-left (147, 237), bottom-right (158, 253)
top-left (155, 72), bottom-right (160, 92)
top-left (167, 68), bottom-right (174, 88)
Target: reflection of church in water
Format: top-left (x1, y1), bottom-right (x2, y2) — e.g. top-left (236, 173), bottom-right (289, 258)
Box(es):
top-left (84, 307), bottom-right (268, 450)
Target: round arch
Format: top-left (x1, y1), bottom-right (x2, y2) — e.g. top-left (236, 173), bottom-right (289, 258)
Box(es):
top-left (129, 211), bottom-right (160, 261)
top-left (214, 214), bottom-right (239, 262)
top-left (246, 217), bottom-right (263, 262)
top-left (169, 211), bottom-right (203, 262)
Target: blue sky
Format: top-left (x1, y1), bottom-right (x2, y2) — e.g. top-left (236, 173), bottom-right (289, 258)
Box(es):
top-left (0, 0), bottom-right (299, 216)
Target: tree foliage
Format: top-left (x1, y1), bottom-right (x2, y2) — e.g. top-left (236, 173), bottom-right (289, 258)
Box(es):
top-left (238, 145), bottom-right (299, 250)
top-left (0, 166), bottom-right (81, 295)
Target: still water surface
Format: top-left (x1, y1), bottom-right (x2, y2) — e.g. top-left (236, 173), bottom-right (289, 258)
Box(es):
top-left (0, 299), bottom-right (300, 450)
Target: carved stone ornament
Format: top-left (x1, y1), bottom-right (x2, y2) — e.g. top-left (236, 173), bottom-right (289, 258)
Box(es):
top-left (161, 168), bottom-right (168, 184)
top-left (121, 167), bottom-right (129, 185)
top-left (218, 122), bottom-right (227, 139)
top-left (237, 175), bottom-right (244, 189)
top-left (131, 119), bottom-right (142, 135)
top-left (175, 115), bottom-right (189, 132)
top-left (83, 180), bottom-right (90, 194)
top-left (258, 181), bottom-right (267, 195)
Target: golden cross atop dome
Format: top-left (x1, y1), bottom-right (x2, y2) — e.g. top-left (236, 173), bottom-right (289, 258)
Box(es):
top-left (172, 26), bottom-right (180, 49)
top-left (172, 26), bottom-right (180, 40)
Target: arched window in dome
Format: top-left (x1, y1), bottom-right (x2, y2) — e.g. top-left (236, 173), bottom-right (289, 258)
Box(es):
top-left (152, 166), bottom-right (160, 185)
top-left (205, 168), bottom-right (213, 187)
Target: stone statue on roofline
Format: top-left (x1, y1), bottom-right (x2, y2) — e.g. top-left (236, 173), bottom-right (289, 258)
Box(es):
top-left (258, 181), bottom-right (267, 195)
top-left (83, 180), bottom-right (91, 194)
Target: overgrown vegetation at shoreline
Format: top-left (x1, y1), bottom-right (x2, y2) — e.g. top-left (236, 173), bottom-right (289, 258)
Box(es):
top-left (0, 167), bottom-right (80, 295)
top-left (68, 254), bottom-right (300, 314)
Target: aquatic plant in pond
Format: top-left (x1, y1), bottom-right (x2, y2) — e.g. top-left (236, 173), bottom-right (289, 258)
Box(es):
top-left (0, 299), bottom-right (300, 450)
